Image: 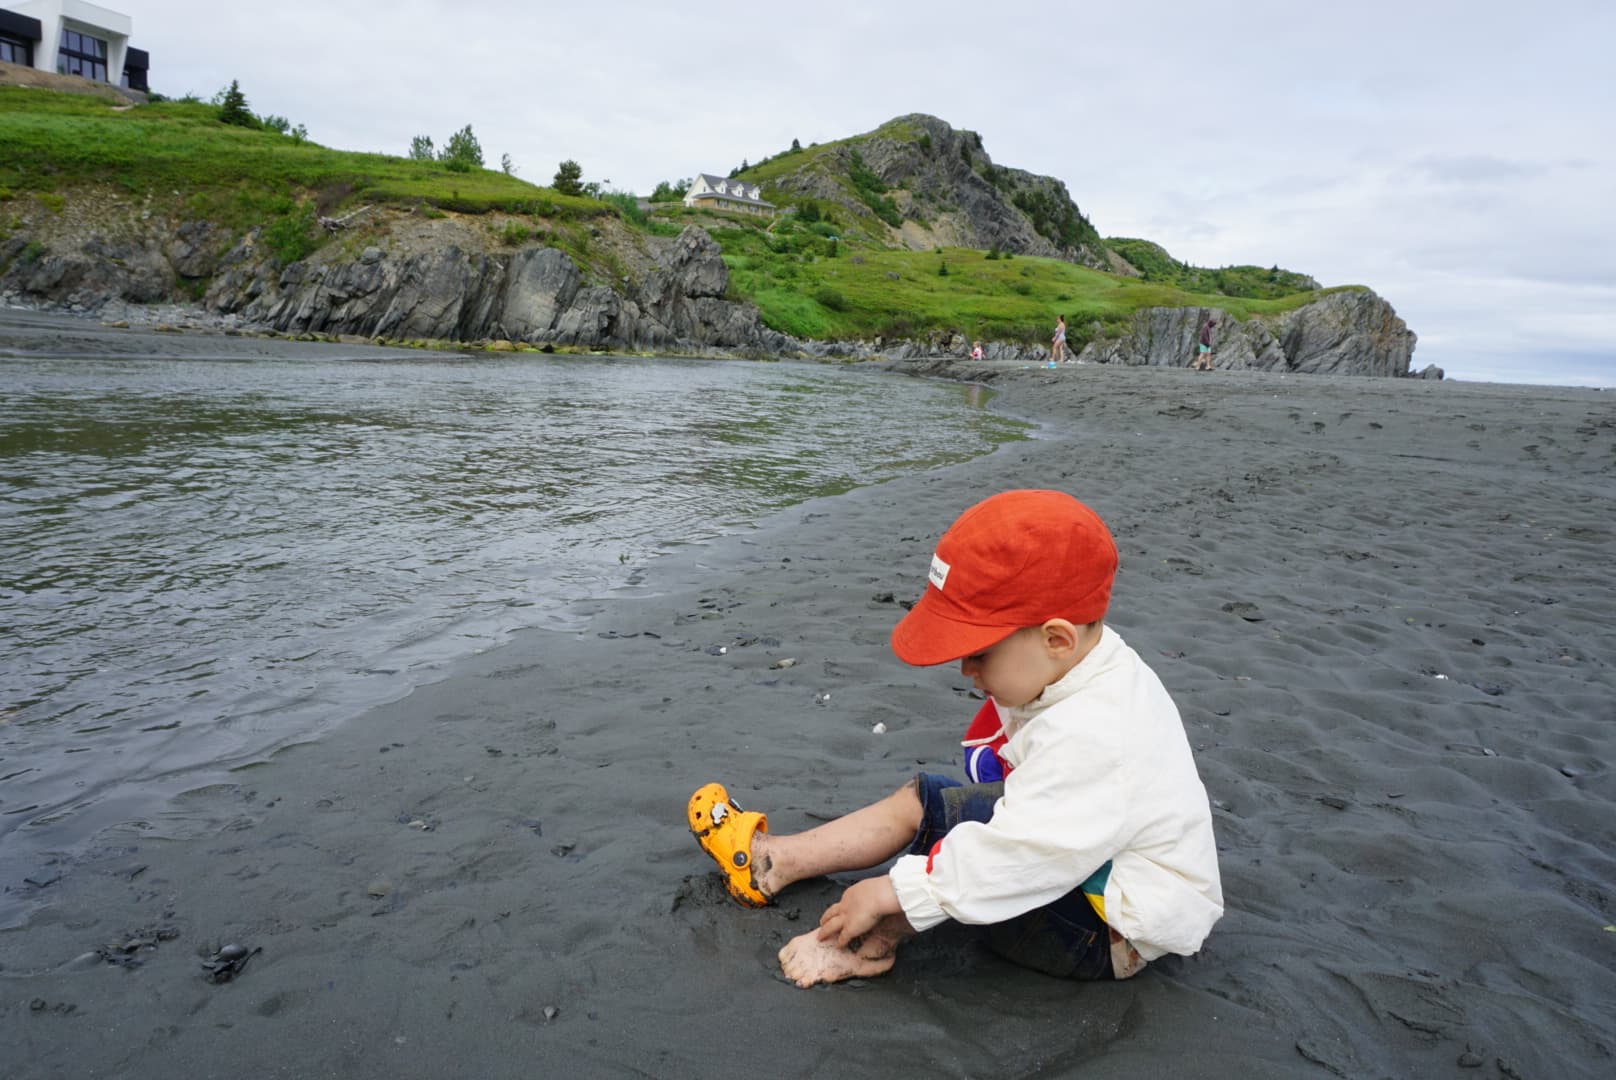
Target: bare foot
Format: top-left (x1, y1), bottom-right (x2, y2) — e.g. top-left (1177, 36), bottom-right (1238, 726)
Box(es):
top-left (777, 925), bottom-right (901, 988)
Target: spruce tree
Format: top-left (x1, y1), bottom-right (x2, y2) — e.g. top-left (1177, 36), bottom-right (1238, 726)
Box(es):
top-left (552, 160), bottom-right (584, 196)
top-left (217, 80), bottom-right (255, 127)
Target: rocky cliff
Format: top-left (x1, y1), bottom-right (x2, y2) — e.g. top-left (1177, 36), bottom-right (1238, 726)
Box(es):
top-left (754, 114), bottom-right (1125, 273)
top-left (202, 224), bottom-right (792, 354)
top-left (0, 192), bottom-right (1423, 377)
top-left (1074, 292), bottom-right (1425, 377)
top-left (0, 198), bottom-right (791, 356)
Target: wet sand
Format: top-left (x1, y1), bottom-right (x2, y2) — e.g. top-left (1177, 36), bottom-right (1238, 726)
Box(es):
top-left (0, 306), bottom-right (449, 362)
top-left (3, 343), bottom-right (1613, 1078)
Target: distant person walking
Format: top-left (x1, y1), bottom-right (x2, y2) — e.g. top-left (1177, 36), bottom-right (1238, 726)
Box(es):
top-left (1193, 317), bottom-right (1217, 371)
top-left (1052, 315), bottom-right (1068, 363)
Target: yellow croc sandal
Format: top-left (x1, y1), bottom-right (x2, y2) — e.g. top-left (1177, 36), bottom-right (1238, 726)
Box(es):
top-left (688, 782), bottom-right (770, 907)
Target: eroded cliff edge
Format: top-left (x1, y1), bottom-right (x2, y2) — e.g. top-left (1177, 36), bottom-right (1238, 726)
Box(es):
top-left (0, 198), bottom-right (1428, 376)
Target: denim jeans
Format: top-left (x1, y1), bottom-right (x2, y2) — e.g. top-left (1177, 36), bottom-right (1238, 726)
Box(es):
top-left (910, 773), bottom-right (1116, 981)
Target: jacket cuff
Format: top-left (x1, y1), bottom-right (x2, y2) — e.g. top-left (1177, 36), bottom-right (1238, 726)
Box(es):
top-left (889, 854), bottom-right (950, 932)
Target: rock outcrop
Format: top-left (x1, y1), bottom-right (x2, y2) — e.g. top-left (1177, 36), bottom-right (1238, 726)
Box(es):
top-left (1073, 292), bottom-right (1420, 377)
top-left (0, 194), bottom-right (1417, 376)
top-left (0, 232), bottom-right (175, 307)
top-left (1, 207), bottom-right (790, 355)
top-left (212, 223), bottom-right (787, 353)
top-left (762, 114), bottom-right (1121, 272)
top-left (1269, 290), bottom-right (1420, 377)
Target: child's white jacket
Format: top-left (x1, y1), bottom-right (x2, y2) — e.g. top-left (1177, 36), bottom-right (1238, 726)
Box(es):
top-left (889, 627), bottom-right (1224, 961)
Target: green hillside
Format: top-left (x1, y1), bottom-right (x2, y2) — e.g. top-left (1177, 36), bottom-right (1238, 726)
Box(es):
top-left (1106, 237), bottom-right (1322, 300)
top-left (2, 86), bottom-right (1353, 347)
top-left (0, 87), bottom-right (602, 224)
top-left (724, 116), bottom-right (1105, 254)
top-left (711, 221), bottom-right (1346, 346)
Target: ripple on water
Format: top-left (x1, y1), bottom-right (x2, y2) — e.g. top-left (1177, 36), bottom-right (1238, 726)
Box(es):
top-left (0, 352), bottom-right (1025, 869)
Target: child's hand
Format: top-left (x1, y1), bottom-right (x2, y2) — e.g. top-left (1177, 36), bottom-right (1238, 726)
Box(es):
top-left (816, 877), bottom-right (901, 948)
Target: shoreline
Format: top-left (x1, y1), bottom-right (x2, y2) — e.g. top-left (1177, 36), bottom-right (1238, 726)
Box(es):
top-left (9, 297), bottom-right (1603, 389)
top-left (3, 332), bottom-right (1614, 1077)
top-left (7, 298), bottom-right (1601, 392)
top-left (0, 323), bottom-right (1024, 925)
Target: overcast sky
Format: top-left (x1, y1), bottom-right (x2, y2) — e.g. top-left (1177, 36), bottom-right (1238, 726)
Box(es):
top-left (111, 0), bottom-right (1616, 386)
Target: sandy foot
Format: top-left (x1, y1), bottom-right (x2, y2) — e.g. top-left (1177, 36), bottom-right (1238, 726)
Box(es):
top-left (778, 928), bottom-right (900, 988)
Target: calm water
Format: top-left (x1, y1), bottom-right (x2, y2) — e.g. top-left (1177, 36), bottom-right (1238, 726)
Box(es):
top-left (0, 351), bottom-right (1023, 892)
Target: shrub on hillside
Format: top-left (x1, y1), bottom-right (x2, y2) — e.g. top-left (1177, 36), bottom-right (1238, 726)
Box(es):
top-left (498, 221), bottom-right (534, 246)
top-left (814, 287), bottom-right (848, 311)
top-left (261, 114), bottom-right (309, 144)
top-left (601, 191), bottom-right (645, 227)
top-left (649, 178), bottom-right (689, 202)
top-left (262, 204), bottom-right (317, 266)
top-left (441, 125), bottom-right (483, 173)
top-left (847, 149), bottom-right (902, 228)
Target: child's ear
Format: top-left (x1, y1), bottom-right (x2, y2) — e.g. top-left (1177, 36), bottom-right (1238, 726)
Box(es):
top-left (1042, 619), bottom-right (1081, 655)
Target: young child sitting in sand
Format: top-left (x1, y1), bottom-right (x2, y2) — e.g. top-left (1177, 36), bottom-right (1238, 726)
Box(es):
top-left (688, 489), bottom-right (1224, 987)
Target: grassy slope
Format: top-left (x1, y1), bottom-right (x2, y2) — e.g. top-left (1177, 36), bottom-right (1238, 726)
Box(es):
top-left (1105, 237), bottom-right (1321, 301)
top-left (706, 212), bottom-right (1353, 344)
top-left (3, 88), bottom-right (1357, 345)
top-left (0, 88), bottom-right (602, 224)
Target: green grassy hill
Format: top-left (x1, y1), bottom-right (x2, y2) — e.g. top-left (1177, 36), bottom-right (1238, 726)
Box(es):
top-left (658, 206), bottom-right (1344, 348)
top-left (1106, 237), bottom-right (1322, 300)
top-left (2, 87), bottom-right (1356, 347)
top-left (0, 87), bottom-right (602, 227)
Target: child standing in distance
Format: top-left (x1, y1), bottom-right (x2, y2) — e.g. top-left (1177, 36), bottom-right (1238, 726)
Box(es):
top-left (970, 340), bottom-right (984, 361)
top-left (1052, 314), bottom-right (1068, 362)
top-left (688, 490), bottom-right (1223, 987)
top-left (1193, 316), bottom-right (1217, 370)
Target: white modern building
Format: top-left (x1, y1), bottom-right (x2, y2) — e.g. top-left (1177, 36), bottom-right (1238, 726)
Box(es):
top-left (0, 1), bottom-right (148, 92)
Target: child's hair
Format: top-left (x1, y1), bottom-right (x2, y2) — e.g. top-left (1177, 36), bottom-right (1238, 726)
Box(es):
top-left (891, 490), bottom-right (1117, 666)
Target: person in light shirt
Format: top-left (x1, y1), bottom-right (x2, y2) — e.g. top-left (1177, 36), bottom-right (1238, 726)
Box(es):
top-left (688, 489), bottom-right (1224, 987)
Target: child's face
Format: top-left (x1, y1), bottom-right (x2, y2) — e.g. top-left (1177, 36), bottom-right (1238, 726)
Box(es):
top-left (959, 627), bottom-right (1061, 708)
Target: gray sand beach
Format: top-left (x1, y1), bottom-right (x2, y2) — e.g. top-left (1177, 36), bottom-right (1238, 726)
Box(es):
top-left (3, 323), bottom-right (1613, 1078)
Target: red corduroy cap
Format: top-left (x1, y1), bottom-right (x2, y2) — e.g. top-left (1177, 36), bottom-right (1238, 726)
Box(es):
top-left (890, 489), bottom-right (1117, 666)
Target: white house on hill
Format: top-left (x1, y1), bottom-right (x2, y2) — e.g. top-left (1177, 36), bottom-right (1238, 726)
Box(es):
top-left (683, 174), bottom-right (775, 217)
top-left (0, 1), bottom-right (149, 92)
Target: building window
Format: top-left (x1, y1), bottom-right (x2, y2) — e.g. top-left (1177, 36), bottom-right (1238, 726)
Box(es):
top-left (0, 35), bottom-right (32, 66)
top-left (58, 28), bottom-right (108, 82)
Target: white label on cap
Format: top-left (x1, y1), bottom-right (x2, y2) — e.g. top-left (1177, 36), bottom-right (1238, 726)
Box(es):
top-left (929, 553), bottom-right (951, 591)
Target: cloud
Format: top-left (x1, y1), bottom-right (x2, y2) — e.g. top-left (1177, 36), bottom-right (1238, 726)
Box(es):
top-left (1408, 155), bottom-right (1542, 185)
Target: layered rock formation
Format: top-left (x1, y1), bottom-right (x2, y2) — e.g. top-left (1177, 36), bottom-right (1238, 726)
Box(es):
top-left (211, 225), bottom-right (793, 354)
top-left (0, 199), bottom-right (1419, 377)
top-left (762, 114), bottom-right (1122, 272)
top-left (1075, 292), bottom-right (1420, 376)
top-left (0, 212), bottom-right (792, 357)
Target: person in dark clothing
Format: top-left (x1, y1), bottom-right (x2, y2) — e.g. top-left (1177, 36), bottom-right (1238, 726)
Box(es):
top-left (1193, 317), bottom-right (1217, 370)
